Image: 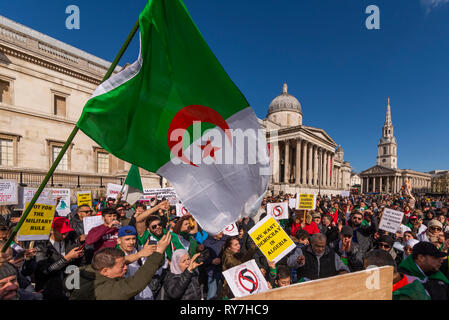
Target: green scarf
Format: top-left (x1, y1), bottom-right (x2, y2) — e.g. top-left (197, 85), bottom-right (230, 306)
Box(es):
top-left (398, 254), bottom-right (449, 284)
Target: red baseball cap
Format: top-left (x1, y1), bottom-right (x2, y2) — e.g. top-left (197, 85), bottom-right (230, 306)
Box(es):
top-left (52, 217), bottom-right (74, 234)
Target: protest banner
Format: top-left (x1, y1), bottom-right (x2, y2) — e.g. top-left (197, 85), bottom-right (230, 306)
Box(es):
top-left (83, 215), bottom-right (104, 235)
top-left (288, 198), bottom-right (296, 209)
top-left (379, 208), bottom-right (404, 233)
top-left (143, 188), bottom-right (177, 200)
top-left (237, 266), bottom-right (393, 300)
top-left (222, 259), bottom-right (269, 298)
top-left (51, 189), bottom-right (71, 216)
top-left (107, 183), bottom-right (128, 200)
top-left (17, 199), bottom-right (56, 241)
top-left (248, 215), bottom-right (296, 263)
top-left (0, 179), bottom-right (18, 205)
top-left (296, 193), bottom-right (317, 210)
top-left (176, 203), bottom-right (190, 217)
top-left (223, 223), bottom-right (239, 236)
top-left (77, 191), bottom-right (92, 208)
top-left (341, 190), bottom-right (350, 197)
top-left (18, 187), bottom-right (51, 210)
top-left (267, 202), bottom-right (289, 220)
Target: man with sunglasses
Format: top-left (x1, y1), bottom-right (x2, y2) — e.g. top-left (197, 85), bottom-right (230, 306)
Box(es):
top-left (329, 225), bottom-right (364, 272)
top-left (69, 204), bottom-right (94, 243)
top-left (348, 210), bottom-right (378, 256)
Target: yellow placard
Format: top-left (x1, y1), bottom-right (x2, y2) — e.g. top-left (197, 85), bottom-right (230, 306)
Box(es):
top-left (248, 216), bottom-right (296, 263)
top-left (17, 201), bottom-right (56, 241)
top-left (77, 191), bottom-right (92, 207)
top-left (296, 194), bottom-right (316, 210)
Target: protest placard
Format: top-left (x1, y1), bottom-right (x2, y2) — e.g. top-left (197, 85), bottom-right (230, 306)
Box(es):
top-left (0, 179), bottom-right (18, 205)
top-left (17, 199), bottom-right (56, 241)
top-left (267, 202), bottom-right (289, 220)
top-left (288, 198), bottom-right (296, 209)
top-left (107, 183), bottom-right (128, 200)
top-left (77, 191), bottom-right (92, 207)
top-left (341, 191), bottom-right (350, 197)
top-left (379, 208), bottom-right (404, 233)
top-left (296, 194), bottom-right (317, 210)
top-left (223, 223), bottom-right (238, 236)
top-left (176, 203), bottom-right (190, 217)
top-left (83, 215), bottom-right (104, 235)
top-left (222, 259), bottom-right (269, 298)
top-left (248, 215), bottom-right (296, 263)
top-left (51, 189), bottom-right (71, 216)
top-left (143, 188), bottom-right (177, 200)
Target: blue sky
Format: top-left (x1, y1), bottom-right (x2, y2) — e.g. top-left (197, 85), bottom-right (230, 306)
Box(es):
top-left (1, 0), bottom-right (448, 173)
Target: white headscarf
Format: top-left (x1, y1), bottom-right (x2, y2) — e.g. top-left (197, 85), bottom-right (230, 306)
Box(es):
top-left (170, 249), bottom-right (188, 275)
top-left (405, 239), bottom-right (419, 249)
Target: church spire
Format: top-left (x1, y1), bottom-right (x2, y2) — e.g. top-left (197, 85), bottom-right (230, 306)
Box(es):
top-left (385, 97), bottom-right (392, 126)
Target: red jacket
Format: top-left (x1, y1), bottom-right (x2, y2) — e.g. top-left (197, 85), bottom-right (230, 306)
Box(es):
top-left (85, 224), bottom-right (118, 253)
top-left (290, 221), bottom-right (321, 236)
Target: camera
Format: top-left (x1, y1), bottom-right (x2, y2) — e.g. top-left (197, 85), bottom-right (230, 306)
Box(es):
top-left (195, 248), bottom-right (210, 264)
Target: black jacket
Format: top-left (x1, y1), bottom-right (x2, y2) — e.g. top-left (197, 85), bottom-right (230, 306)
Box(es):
top-left (32, 232), bottom-right (82, 300)
top-left (163, 269), bottom-right (202, 300)
top-left (297, 245), bottom-right (339, 281)
top-left (349, 216), bottom-right (378, 255)
top-left (329, 239), bottom-right (364, 272)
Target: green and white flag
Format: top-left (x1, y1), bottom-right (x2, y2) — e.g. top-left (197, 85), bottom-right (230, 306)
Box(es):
top-left (124, 165), bottom-right (144, 205)
top-left (77, 0), bottom-right (269, 234)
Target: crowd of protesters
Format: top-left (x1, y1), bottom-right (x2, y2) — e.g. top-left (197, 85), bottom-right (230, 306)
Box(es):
top-left (1, 189), bottom-right (449, 300)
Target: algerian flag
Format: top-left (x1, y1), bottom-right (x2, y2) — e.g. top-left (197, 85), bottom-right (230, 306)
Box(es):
top-left (124, 165), bottom-right (144, 205)
top-left (76, 0), bottom-right (269, 234)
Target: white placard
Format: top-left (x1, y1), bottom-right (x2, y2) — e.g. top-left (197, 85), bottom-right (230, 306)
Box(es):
top-left (222, 259), bottom-right (269, 298)
top-left (267, 202), bottom-right (289, 220)
top-left (222, 223), bottom-right (239, 236)
top-left (19, 187), bottom-right (51, 209)
top-left (107, 183), bottom-right (128, 200)
top-left (341, 191), bottom-right (350, 197)
top-left (83, 215), bottom-right (104, 235)
top-left (379, 208), bottom-right (405, 233)
top-left (0, 179), bottom-right (18, 205)
top-left (176, 203), bottom-right (190, 217)
top-left (143, 188), bottom-right (177, 200)
top-left (51, 189), bottom-right (71, 216)
top-left (288, 198), bottom-right (296, 209)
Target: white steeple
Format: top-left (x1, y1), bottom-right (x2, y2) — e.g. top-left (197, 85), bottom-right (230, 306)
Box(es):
top-left (377, 98), bottom-right (397, 169)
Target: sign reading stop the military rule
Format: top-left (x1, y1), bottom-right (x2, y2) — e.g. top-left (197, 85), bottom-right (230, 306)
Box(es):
top-left (379, 208), bottom-right (404, 233)
top-left (296, 193), bottom-right (317, 210)
top-left (17, 199), bottom-right (56, 241)
top-left (248, 215), bottom-right (296, 263)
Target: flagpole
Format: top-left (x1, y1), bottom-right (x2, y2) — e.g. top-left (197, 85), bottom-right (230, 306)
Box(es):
top-left (1, 20), bottom-right (140, 253)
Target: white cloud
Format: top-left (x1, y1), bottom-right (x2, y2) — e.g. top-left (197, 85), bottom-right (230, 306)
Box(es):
top-left (421, 0), bottom-right (449, 13)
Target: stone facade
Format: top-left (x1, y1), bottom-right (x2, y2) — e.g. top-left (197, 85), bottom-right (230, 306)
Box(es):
top-left (261, 83), bottom-right (352, 196)
top-left (0, 15), bottom-right (163, 199)
top-left (429, 170), bottom-right (449, 194)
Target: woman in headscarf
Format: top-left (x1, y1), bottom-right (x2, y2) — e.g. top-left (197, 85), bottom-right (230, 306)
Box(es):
top-left (163, 249), bottom-right (203, 300)
top-left (170, 215), bottom-right (198, 258)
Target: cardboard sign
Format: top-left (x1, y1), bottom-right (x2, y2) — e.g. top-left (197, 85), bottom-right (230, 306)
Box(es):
top-left (379, 208), bottom-right (405, 233)
top-left (0, 179), bottom-right (18, 205)
top-left (267, 202), bottom-right (289, 220)
top-left (223, 223), bottom-right (239, 236)
top-left (288, 198), bottom-right (296, 209)
top-left (77, 191), bottom-right (92, 208)
top-left (222, 259), bottom-right (269, 298)
top-left (296, 194), bottom-right (317, 210)
top-left (107, 183), bottom-right (128, 200)
top-left (176, 203), bottom-right (190, 217)
top-left (19, 187), bottom-right (51, 210)
top-left (83, 215), bottom-right (104, 235)
top-left (51, 189), bottom-right (71, 216)
top-left (17, 199), bottom-right (56, 241)
top-left (248, 215), bottom-right (296, 263)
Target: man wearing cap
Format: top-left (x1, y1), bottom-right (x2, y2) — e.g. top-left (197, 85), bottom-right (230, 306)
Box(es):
top-left (0, 262), bottom-right (42, 300)
top-left (408, 214), bottom-right (427, 235)
top-left (116, 226), bottom-right (158, 300)
top-left (398, 241), bottom-right (449, 300)
top-left (85, 207), bottom-right (121, 254)
top-left (418, 219), bottom-right (444, 243)
top-left (329, 225), bottom-right (364, 272)
top-left (33, 216), bottom-right (84, 300)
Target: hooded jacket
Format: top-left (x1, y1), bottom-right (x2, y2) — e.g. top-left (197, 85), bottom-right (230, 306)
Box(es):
top-left (70, 252), bottom-right (163, 300)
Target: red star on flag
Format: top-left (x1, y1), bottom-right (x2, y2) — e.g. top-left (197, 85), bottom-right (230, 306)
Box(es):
top-left (198, 139), bottom-right (221, 161)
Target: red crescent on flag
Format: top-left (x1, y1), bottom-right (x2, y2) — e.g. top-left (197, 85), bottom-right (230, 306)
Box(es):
top-left (167, 105), bottom-right (233, 166)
